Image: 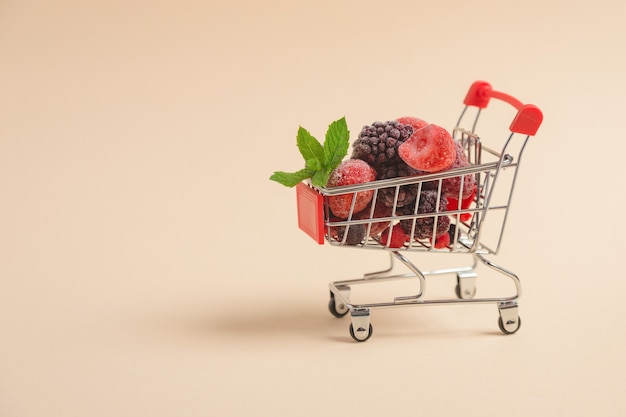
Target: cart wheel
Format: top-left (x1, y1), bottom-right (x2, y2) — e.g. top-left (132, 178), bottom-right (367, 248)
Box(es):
top-left (455, 284), bottom-right (477, 299)
top-left (498, 316), bottom-right (521, 335)
top-left (328, 296), bottom-right (349, 318)
top-left (455, 272), bottom-right (477, 299)
top-left (349, 323), bottom-right (373, 342)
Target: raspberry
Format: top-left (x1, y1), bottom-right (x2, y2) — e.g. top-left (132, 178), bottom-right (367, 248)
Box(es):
top-left (377, 161), bottom-right (420, 208)
top-left (351, 121), bottom-right (413, 170)
top-left (441, 141), bottom-right (477, 199)
top-left (398, 124), bottom-right (456, 173)
top-left (326, 159), bottom-right (377, 219)
top-left (399, 190), bottom-right (450, 240)
top-left (379, 223), bottom-right (406, 248)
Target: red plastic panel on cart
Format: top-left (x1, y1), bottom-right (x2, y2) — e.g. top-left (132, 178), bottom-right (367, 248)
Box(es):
top-left (296, 182), bottom-right (325, 244)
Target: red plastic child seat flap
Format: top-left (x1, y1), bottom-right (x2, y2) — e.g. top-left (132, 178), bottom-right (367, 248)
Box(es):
top-left (296, 182), bottom-right (325, 244)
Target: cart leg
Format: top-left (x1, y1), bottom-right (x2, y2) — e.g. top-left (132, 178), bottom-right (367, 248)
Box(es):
top-left (455, 270), bottom-right (477, 299)
top-left (497, 301), bottom-right (521, 334)
top-left (474, 253), bottom-right (522, 299)
top-left (349, 308), bottom-right (373, 342)
top-left (363, 252), bottom-right (395, 279)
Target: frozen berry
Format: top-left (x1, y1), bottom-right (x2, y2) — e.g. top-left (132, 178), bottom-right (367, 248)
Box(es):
top-left (327, 159), bottom-right (377, 219)
top-left (331, 223), bottom-right (366, 246)
top-left (434, 232), bottom-right (450, 249)
top-left (351, 121), bottom-right (413, 170)
top-left (447, 188), bottom-right (476, 222)
top-left (447, 223), bottom-right (457, 243)
top-left (441, 141), bottom-right (477, 199)
top-left (396, 116), bottom-right (428, 132)
top-left (377, 161), bottom-right (420, 208)
top-left (379, 223), bottom-right (406, 248)
top-left (353, 199), bottom-right (394, 237)
top-left (398, 124), bottom-right (456, 173)
top-left (399, 190), bottom-right (450, 240)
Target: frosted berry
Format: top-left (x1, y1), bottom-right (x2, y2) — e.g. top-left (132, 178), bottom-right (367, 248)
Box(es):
top-left (326, 159), bottom-right (377, 219)
top-left (331, 223), bottom-right (366, 246)
top-left (441, 141), bottom-right (477, 199)
top-left (399, 190), bottom-right (450, 240)
top-left (379, 223), bottom-right (406, 248)
top-left (396, 116), bottom-right (428, 132)
top-left (447, 224), bottom-right (457, 243)
top-left (447, 188), bottom-right (476, 222)
top-left (398, 124), bottom-right (456, 173)
top-left (377, 161), bottom-right (420, 208)
top-left (351, 121), bottom-right (413, 170)
top-left (434, 232), bottom-right (450, 249)
top-left (353, 199), bottom-right (394, 237)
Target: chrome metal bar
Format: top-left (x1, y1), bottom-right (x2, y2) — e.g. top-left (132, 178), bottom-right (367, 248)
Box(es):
top-left (493, 133), bottom-right (531, 253)
top-left (474, 253), bottom-right (521, 300)
top-left (391, 250), bottom-right (426, 301)
top-left (363, 252), bottom-right (394, 278)
top-left (315, 162), bottom-right (501, 196)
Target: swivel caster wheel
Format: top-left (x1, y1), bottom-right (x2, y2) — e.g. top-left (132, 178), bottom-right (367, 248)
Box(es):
top-left (349, 323), bottom-right (373, 342)
top-left (498, 301), bottom-right (521, 334)
top-left (328, 295), bottom-right (349, 318)
top-left (498, 316), bottom-right (522, 334)
top-left (455, 271), bottom-right (477, 299)
top-left (349, 308), bottom-right (372, 342)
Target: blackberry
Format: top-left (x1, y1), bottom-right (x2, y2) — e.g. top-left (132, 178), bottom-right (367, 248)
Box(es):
top-left (399, 190), bottom-right (450, 240)
top-left (333, 224), bottom-right (366, 246)
top-left (351, 121), bottom-right (413, 170)
top-left (447, 223), bottom-right (457, 242)
top-left (377, 161), bottom-right (420, 208)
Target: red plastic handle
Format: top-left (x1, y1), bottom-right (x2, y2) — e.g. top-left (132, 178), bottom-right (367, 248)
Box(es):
top-left (463, 81), bottom-right (543, 136)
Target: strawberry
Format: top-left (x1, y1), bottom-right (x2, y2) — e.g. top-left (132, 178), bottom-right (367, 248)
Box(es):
top-left (396, 116), bottom-right (428, 132)
top-left (398, 124), bottom-right (456, 173)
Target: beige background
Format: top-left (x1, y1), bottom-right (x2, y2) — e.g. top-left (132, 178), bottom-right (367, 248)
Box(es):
top-left (1, 0), bottom-right (625, 416)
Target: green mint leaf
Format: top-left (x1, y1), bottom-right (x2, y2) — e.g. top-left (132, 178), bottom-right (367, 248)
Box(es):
top-left (323, 117), bottom-right (349, 174)
top-left (311, 169), bottom-right (330, 188)
top-left (270, 118), bottom-right (350, 188)
top-left (305, 158), bottom-right (322, 171)
top-left (297, 126), bottom-right (325, 164)
top-left (269, 168), bottom-right (315, 187)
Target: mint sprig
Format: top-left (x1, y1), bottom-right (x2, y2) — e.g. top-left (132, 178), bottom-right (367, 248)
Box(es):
top-left (324, 118), bottom-right (350, 171)
top-left (270, 117), bottom-right (350, 188)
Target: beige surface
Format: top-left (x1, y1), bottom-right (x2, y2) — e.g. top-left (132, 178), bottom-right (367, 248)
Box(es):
top-left (1, 0), bottom-right (625, 416)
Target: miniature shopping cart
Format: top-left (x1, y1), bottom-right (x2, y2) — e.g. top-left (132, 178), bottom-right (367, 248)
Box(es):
top-left (295, 81), bottom-right (543, 341)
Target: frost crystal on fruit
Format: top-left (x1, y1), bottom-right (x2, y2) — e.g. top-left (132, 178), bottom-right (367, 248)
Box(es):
top-left (351, 121), bottom-right (413, 171)
top-left (326, 159), bottom-right (377, 219)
